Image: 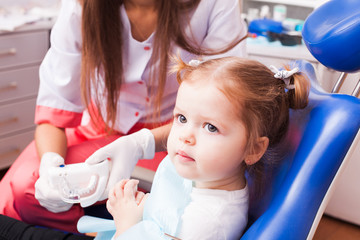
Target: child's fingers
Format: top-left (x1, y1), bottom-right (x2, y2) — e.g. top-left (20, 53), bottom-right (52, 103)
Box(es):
top-left (108, 184), bottom-right (117, 202)
top-left (113, 179), bottom-right (129, 198)
top-left (138, 193), bottom-right (150, 210)
top-left (106, 199), bottom-right (113, 213)
top-left (123, 179), bottom-right (139, 199)
top-left (118, 179), bottom-right (129, 191)
top-left (135, 191), bottom-right (145, 205)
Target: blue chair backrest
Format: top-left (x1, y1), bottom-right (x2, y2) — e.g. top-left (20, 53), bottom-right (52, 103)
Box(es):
top-left (302, 0), bottom-right (360, 73)
top-left (242, 60), bottom-right (360, 239)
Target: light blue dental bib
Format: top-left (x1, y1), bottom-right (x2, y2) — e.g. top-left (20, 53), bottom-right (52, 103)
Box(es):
top-left (77, 155), bottom-right (193, 239)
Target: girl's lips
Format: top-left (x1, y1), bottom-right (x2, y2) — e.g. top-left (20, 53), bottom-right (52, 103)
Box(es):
top-left (177, 150), bottom-right (195, 162)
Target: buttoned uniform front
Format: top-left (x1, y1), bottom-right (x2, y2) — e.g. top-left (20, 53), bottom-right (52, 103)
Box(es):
top-left (0, 0), bottom-right (248, 233)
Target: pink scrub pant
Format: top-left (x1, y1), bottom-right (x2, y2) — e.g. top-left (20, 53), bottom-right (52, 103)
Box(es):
top-left (0, 122), bottom-right (167, 233)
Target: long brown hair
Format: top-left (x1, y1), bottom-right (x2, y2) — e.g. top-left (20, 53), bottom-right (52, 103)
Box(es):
top-left (80, 0), bottom-right (246, 133)
top-left (173, 57), bottom-right (310, 197)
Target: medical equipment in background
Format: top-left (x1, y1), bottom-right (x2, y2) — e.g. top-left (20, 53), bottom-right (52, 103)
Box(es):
top-left (49, 159), bottom-right (110, 207)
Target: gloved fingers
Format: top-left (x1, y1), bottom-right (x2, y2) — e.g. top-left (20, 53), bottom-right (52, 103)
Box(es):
top-left (35, 176), bottom-right (61, 198)
top-left (132, 128), bottom-right (156, 159)
top-left (46, 203), bottom-right (72, 213)
top-left (49, 203), bottom-right (73, 213)
top-left (123, 179), bottom-right (139, 200)
top-left (39, 152), bottom-right (65, 176)
top-left (35, 178), bottom-right (73, 213)
top-left (89, 129), bottom-right (155, 200)
top-left (34, 178), bottom-right (57, 201)
top-left (85, 150), bottom-right (110, 165)
top-left (35, 178), bottom-right (56, 200)
top-left (42, 152), bottom-right (64, 166)
top-left (38, 200), bottom-right (72, 213)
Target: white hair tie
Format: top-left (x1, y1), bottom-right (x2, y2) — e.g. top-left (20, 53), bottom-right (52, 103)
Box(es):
top-left (188, 59), bottom-right (203, 67)
top-left (269, 65), bottom-right (299, 90)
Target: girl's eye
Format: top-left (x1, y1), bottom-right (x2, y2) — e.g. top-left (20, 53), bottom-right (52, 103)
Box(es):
top-left (177, 114), bottom-right (187, 124)
top-left (205, 123), bottom-right (218, 133)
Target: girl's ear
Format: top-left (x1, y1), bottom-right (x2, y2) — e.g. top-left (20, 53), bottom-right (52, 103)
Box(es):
top-left (245, 136), bottom-right (269, 165)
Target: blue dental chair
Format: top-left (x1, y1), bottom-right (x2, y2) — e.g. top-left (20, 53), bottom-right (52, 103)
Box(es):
top-left (241, 60), bottom-right (360, 240)
top-left (242, 0), bottom-right (360, 239)
top-left (302, 0), bottom-right (360, 96)
top-left (81, 1), bottom-right (360, 239)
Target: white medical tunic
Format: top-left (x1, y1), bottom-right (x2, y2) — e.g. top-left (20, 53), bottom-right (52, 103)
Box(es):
top-left (36, 0), bottom-right (247, 134)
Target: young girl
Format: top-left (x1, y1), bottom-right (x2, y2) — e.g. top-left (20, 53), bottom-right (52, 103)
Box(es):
top-left (103, 56), bottom-right (310, 239)
top-left (0, 0), bottom-right (247, 233)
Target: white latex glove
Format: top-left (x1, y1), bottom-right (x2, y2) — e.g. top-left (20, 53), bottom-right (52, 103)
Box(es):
top-left (34, 152), bottom-right (73, 213)
top-left (85, 128), bottom-right (155, 201)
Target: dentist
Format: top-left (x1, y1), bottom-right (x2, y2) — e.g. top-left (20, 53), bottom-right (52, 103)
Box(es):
top-left (0, 0), bottom-right (247, 233)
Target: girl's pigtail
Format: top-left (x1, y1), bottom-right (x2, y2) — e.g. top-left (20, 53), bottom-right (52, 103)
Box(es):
top-left (170, 55), bottom-right (201, 83)
top-left (271, 65), bottom-right (310, 110)
top-left (287, 73), bottom-right (310, 110)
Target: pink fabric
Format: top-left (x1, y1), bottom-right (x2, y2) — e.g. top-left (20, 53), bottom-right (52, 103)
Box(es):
top-left (35, 105), bottom-right (83, 128)
top-left (0, 121), bottom-right (169, 233)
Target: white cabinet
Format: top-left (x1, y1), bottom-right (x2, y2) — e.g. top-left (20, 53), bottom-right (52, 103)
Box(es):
top-left (0, 27), bottom-right (50, 169)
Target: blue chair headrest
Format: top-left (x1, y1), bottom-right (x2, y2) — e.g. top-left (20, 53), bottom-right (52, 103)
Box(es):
top-left (302, 0), bottom-right (360, 73)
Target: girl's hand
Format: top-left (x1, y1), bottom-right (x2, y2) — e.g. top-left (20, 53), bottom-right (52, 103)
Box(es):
top-left (106, 179), bottom-right (149, 237)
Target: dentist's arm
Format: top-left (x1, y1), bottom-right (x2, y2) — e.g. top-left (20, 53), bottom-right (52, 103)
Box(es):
top-left (35, 123), bottom-right (67, 158)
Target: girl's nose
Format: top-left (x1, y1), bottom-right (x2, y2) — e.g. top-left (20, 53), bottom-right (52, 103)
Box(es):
top-left (179, 130), bottom-right (195, 145)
